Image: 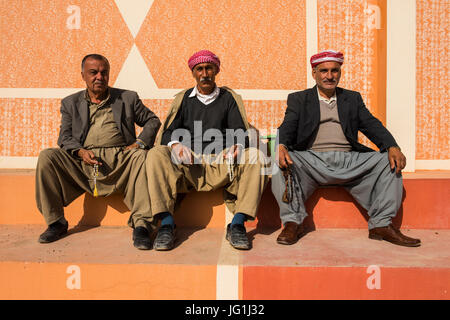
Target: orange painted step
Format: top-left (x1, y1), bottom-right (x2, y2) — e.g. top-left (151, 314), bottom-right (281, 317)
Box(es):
top-left (241, 227), bottom-right (450, 300)
top-left (242, 266), bottom-right (450, 300)
top-left (0, 170), bottom-right (449, 229)
top-left (0, 225), bottom-right (222, 300)
top-left (0, 225), bottom-right (448, 299)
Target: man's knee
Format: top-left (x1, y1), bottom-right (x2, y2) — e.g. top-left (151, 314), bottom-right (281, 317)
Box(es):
top-left (146, 145), bottom-right (172, 166)
top-left (378, 152), bottom-right (397, 175)
top-left (38, 147), bottom-right (60, 159)
top-left (126, 148), bottom-right (147, 165)
top-left (379, 152), bottom-right (390, 164)
top-left (148, 145), bottom-right (170, 155)
top-left (239, 147), bottom-right (269, 165)
top-left (37, 148), bottom-right (62, 169)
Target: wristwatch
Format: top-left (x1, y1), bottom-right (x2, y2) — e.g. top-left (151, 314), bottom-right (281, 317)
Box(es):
top-left (135, 140), bottom-right (146, 149)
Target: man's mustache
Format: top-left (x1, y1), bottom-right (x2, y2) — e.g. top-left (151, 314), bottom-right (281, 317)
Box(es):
top-left (200, 77), bottom-right (213, 82)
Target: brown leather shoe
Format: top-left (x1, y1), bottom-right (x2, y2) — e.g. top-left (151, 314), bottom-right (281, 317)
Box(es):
top-left (277, 222), bottom-right (304, 245)
top-left (369, 224), bottom-right (421, 247)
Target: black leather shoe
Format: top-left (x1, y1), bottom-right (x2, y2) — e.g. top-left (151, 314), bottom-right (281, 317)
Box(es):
top-left (226, 223), bottom-right (251, 250)
top-left (38, 220), bottom-right (68, 243)
top-left (133, 226), bottom-right (152, 250)
top-left (153, 224), bottom-right (176, 251)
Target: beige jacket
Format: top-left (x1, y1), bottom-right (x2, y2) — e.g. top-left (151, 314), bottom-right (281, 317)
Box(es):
top-left (155, 86), bottom-right (253, 214)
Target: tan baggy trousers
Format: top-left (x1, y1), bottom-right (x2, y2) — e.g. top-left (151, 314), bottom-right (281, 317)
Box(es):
top-left (145, 145), bottom-right (269, 219)
top-left (35, 147), bottom-right (153, 228)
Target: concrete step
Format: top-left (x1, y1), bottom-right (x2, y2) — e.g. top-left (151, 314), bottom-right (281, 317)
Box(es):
top-left (0, 224), bottom-right (448, 299)
top-left (242, 226), bottom-right (450, 299)
top-left (1, 170), bottom-right (449, 229)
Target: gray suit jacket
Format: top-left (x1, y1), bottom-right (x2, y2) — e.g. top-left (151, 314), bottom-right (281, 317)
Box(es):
top-left (57, 87), bottom-right (161, 155)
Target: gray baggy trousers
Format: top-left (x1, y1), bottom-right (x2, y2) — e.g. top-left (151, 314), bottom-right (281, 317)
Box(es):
top-left (35, 147), bottom-right (153, 229)
top-left (271, 150), bottom-right (403, 230)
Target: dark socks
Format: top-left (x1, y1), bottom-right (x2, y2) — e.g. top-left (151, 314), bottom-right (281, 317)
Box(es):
top-left (158, 212), bottom-right (174, 227)
top-left (158, 212), bottom-right (247, 227)
top-left (231, 212), bottom-right (248, 226)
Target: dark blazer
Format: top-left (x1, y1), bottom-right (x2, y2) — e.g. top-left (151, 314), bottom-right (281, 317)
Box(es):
top-left (57, 87), bottom-right (161, 155)
top-left (278, 86), bottom-right (398, 152)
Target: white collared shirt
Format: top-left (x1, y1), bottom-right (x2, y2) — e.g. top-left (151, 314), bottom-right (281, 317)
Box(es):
top-left (189, 85), bottom-right (221, 105)
top-left (168, 85), bottom-right (221, 147)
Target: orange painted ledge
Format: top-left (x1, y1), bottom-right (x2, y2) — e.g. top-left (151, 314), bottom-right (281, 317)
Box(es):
top-left (241, 228), bottom-right (450, 300)
top-left (0, 262), bottom-right (217, 300)
top-left (0, 170), bottom-right (449, 229)
top-left (1, 225), bottom-right (448, 300)
top-left (0, 225), bottom-right (223, 300)
top-left (0, 170), bottom-right (226, 228)
top-left (252, 176), bottom-right (450, 230)
top-left (242, 266), bottom-right (450, 300)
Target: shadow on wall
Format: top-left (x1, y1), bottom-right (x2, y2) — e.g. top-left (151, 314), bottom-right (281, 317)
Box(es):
top-left (68, 193), bottom-right (129, 235)
top-left (249, 181), bottom-right (406, 234)
top-left (67, 189), bottom-right (223, 236)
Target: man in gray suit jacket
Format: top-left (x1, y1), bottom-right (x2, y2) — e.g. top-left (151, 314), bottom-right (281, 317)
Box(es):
top-left (36, 54), bottom-right (161, 250)
top-left (272, 50), bottom-right (421, 247)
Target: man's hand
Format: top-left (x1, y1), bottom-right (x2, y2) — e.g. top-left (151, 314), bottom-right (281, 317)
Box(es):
top-left (223, 144), bottom-right (242, 161)
top-left (77, 148), bottom-right (102, 166)
top-left (124, 143), bottom-right (140, 151)
top-left (277, 144), bottom-right (293, 170)
top-left (171, 143), bottom-right (193, 164)
top-left (388, 146), bottom-right (406, 174)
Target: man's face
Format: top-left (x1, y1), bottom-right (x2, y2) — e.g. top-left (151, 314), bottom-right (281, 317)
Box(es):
top-left (192, 62), bottom-right (218, 94)
top-left (81, 58), bottom-right (110, 95)
top-left (312, 61), bottom-right (341, 92)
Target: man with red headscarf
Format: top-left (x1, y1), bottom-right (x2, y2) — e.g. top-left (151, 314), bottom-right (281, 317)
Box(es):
top-left (145, 50), bottom-right (268, 251)
top-left (272, 50), bottom-right (421, 247)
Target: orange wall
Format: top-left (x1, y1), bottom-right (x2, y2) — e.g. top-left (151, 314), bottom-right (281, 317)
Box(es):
top-left (0, 0), bottom-right (448, 161)
top-left (135, 0), bottom-right (307, 90)
top-left (416, 0), bottom-right (449, 160)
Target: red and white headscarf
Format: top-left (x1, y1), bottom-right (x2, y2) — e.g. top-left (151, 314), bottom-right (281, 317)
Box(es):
top-left (310, 50), bottom-right (344, 68)
top-left (188, 50), bottom-right (221, 73)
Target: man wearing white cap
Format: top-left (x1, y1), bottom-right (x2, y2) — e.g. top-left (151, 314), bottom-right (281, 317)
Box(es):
top-left (271, 50), bottom-right (421, 247)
